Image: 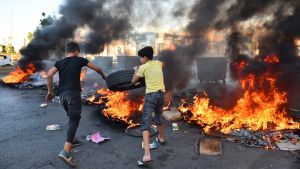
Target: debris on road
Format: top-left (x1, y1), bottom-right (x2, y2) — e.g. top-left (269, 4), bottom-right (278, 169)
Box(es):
top-left (172, 123), bottom-right (179, 131)
top-left (46, 124), bottom-right (61, 131)
top-left (209, 129), bottom-right (300, 149)
top-left (196, 138), bottom-right (222, 156)
top-left (276, 140), bottom-right (300, 151)
top-left (85, 131), bottom-right (110, 144)
top-left (40, 103), bottom-right (47, 108)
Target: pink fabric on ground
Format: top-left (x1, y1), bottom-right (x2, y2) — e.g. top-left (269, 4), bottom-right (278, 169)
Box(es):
top-left (90, 132), bottom-right (110, 143)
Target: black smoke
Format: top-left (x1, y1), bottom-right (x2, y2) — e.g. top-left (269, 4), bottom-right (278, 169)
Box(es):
top-left (161, 0), bottom-right (225, 92)
top-left (19, 0), bottom-right (133, 71)
top-left (214, 0), bottom-right (300, 108)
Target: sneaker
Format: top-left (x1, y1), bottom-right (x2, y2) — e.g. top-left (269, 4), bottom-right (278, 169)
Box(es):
top-left (58, 150), bottom-right (76, 167)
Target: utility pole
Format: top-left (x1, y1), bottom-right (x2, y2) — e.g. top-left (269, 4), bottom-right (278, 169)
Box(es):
top-left (8, 10), bottom-right (13, 44)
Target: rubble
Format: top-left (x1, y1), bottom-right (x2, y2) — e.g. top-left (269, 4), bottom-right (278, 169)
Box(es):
top-left (276, 140), bottom-right (300, 151)
top-left (209, 129), bottom-right (300, 149)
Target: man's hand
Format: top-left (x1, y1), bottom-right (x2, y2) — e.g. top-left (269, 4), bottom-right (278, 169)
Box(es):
top-left (133, 66), bottom-right (139, 73)
top-left (45, 92), bottom-right (54, 103)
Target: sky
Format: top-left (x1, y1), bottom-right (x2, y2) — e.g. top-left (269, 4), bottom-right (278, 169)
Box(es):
top-left (0, 0), bottom-right (63, 50)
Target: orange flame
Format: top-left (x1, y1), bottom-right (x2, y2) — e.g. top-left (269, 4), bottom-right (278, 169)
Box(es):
top-left (179, 55), bottom-right (300, 134)
top-left (263, 54), bottom-right (279, 64)
top-left (2, 63), bottom-right (36, 84)
top-left (87, 88), bottom-right (143, 128)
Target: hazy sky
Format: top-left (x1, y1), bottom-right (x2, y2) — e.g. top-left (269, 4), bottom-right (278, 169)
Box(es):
top-left (0, 0), bottom-right (193, 51)
top-left (0, 0), bottom-right (63, 49)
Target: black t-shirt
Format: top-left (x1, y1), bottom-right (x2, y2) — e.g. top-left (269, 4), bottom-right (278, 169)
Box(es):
top-left (54, 56), bottom-right (89, 93)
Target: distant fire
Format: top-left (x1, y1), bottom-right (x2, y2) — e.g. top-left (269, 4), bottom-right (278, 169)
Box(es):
top-left (179, 54), bottom-right (300, 134)
top-left (263, 54), bottom-right (279, 64)
top-left (87, 88), bottom-right (143, 128)
top-left (2, 63), bottom-right (36, 84)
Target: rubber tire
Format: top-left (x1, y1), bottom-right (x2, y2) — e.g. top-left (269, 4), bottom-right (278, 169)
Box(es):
top-left (106, 70), bottom-right (145, 91)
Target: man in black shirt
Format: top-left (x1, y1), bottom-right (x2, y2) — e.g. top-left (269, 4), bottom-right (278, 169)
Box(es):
top-left (45, 41), bottom-right (106, 167)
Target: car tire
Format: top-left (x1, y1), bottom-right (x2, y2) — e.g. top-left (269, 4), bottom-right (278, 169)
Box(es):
top-left (106, 69), bottom-right (145, 91)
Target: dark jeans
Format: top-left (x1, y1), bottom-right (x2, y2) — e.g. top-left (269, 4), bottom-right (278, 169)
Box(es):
top-left (60, 90), bottom-right (81, 143)
top-left (141, 91), bottom-right (164, 131)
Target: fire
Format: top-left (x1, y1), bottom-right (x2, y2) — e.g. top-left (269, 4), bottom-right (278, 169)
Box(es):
top-left (179, 55), bottom-right (300, 134)
top-left (87, 88), bottom-right (143, 128)
top-left (2, 63), bottom-right (36, 84)
top-left (263, 54), bottom-right (279, 64)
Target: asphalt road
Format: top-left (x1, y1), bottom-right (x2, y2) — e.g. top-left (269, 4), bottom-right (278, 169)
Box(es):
top-left (0, 67), bottom-right (299, 169)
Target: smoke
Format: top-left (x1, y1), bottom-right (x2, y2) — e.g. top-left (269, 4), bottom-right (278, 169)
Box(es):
top-left (212, 0), bottom-right (300, 108)
top-left (217, 0), bottom-right (300, 78)
top-left (17, 0), bottom-right (300, 102)
top-left (160, 0), bottom-right (225, 92)
top-left (19, 0), bottom-right (133, 70)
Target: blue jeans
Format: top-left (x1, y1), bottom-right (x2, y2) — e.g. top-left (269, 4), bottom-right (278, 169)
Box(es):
top-left (141, 91), bottom-right (164, 131)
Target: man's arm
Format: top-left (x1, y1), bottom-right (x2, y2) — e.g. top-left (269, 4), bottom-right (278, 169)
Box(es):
top-left (45, 67), bottom-right (58, 102)
top-left (131, 66), bottom-right (141, 85)
top-left (86, 62), bottom-right (106, 79)
top-left (161, 61), bottom-right (165, 68)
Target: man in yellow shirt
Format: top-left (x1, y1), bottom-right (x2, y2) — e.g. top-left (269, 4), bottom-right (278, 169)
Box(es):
top-left (132, 46), bottom-right (166, 166)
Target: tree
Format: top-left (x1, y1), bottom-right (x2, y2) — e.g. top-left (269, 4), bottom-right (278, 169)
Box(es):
top-left (5, 44), bottom-right (16, 55)
top-left (27, 32), bottom-right (33, 42)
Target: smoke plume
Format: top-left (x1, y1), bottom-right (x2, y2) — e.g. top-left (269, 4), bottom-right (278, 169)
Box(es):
top-left (19, 0), bottom-right (133, 70)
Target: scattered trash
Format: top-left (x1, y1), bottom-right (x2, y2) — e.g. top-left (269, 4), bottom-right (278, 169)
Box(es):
top-left (208, 129), bottom-right (300, 149)
top-left (46, 124), bottom-right (61, 131)
top-left (226, 137), bottom-right (237, 143)
top-left (172, 123), bottom-right (179, 131)
top-left (276, 140), bottom-right (300, 151)
top-left (40, 103), bottom-right (48, 108)
top-left (196, 138), bottom-right (222, 156)
top-left (86, 131), bottom-right (110, 143)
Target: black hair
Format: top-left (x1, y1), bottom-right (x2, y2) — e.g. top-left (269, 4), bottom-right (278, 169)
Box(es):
top-left (137, 46), bottom-right (153, 60)
top-left (65, 41), bottom-right (80, 53)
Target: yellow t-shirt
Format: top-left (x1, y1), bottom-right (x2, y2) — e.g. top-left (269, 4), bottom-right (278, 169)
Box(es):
top-left (136, 60), bottom-right (166, 94)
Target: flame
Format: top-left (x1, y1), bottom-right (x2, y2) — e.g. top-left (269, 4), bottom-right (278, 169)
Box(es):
top-left (179, 55), bottom-right (300, 135)
top-left (295, 38), bottom-right (300, 46)
top-left (2, 63), bottom-right (36, 84)
top-left (87, 88), bottom-right (143, 128)
top-left (263, 54), bottom-right (279, 64)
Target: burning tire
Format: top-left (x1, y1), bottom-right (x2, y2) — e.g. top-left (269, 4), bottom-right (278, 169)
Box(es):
top-left (106, 70), bottom-right (145, 91)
